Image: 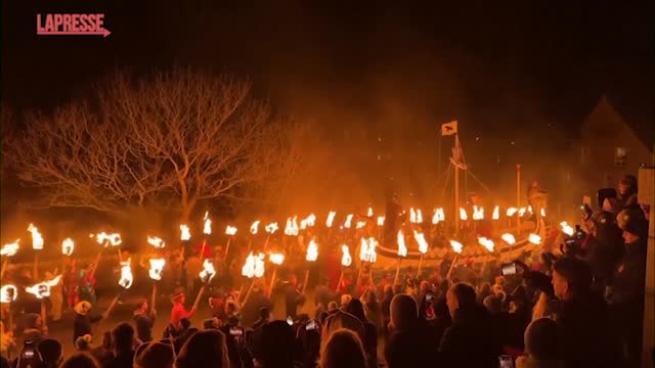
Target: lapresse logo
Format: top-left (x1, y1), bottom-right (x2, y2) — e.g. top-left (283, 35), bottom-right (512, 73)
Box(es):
top-left (36, 13), bottom-right (110, 37)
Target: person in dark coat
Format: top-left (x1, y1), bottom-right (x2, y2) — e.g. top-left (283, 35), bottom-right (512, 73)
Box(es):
top-left (345, 298), bottom-right (378, 368)
top-left (73, 301), bottom-right (103, 343)
top-left (385, 294), bottom-right (438, 368)
top-left (103, 322), bottom-right (135, 368)
top-left (440, 282), bottom-right (500, 368)
top-left (133, 299), bottom-right (156, 343)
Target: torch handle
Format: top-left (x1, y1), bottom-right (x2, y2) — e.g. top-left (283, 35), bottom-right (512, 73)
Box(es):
top-left (417, 255), bottom-right (424, 276)
top-left (40, 300), bottom-right (47, 331)
top-left (33, 253), bottom-right (40, 280)
top-left (90, 249), bottom-right (104, 279)
top-left (0, 258), bottom-right (9, 280)
top-left (263, 235), bottom-right (270, 251)
top-left (335, 270), bottom-right (344, 293)
top-left (301, 269), bottom-right (310, 294)
top-left (393, 258), bottom-right (401, 286)
top-left (224, 239), bottom-right (231, 259)
top-left (446, 255), bottom-right (459, 280)
top-left (241, 279), bottom-right (256, 306)
top-left (267, 269), bottom-right (277, 298)
top-left (103, 294), bottom-right (121, 320)
top-left (151, 284), bottom-right (157, 312)
top-left (192, 285), bottom-right (206, 311)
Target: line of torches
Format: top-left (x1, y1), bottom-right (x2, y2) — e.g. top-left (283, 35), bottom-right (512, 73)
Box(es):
top-left (1, 207), bottom-right (559, 319)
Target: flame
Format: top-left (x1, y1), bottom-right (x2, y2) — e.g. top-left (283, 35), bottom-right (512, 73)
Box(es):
top-left (506, 207), bottom-right (518, 217)
top-left (340, 245), bottom-right (352, 266)
top-left (397, 230), bottom-right (407, 257)
top-left (518, 207), bottom-right (527, 217)
top-left (528, 233), bottom-right (542, 245)
top-left (356, 220), bottom-right (367, 229)
top-left (414, 230), bottom-right (429, 254)
top-left (0, 240), bottom-right (20, 257)
top-left (148, 258), bottom-right (166, 280)
top-left (367, 207), bottom-right (374, 217)
top-left (306, 238), bottom-right (319, 262)
top-left (492, 206), bottom-right (500, 220)
top-left (180, 225), bottom-right (191, 241)
top-left (250, 220), bottom-right (260, 235)
top-left (225, 225), bottom-right (238, 236)
top-left (300, 214), bottom-right (316, 230)
top-left (118, 259), bottom-right (134, 289)
top-left (269, 252), bottom-right (285, 265)
top-left (376, 216), bottom-right (385, 226)
top-left (147, 236), bottom-right (165, 248)
top-left (459, 208), bottom-right (468, 221)
top-left (540, 208), bottom-right (546, 217)
top-left (95, 232), bottom-right (122, 247)
top-left (0, 285), bottom-right (17, 304)
top-left (203, 212), bottom-right (212, 235)
top-left (199, 259), bottom-right (217, 283)
top-left (560, 221), bottom-right (575, 236)
top-left (61, 238), bottom-right (74, 256)
top-left (472, 206), bottom-right (485, 221)
top-left (501, 233), bottom-right (516, 245)
top-left (432, 208), bottom-right (445, 224)
top-left (326, 211), bottom-right (336, 228)
top-left (528, 206), bottom-right (534, 214)
top-left (284, 216), bottom-right (299, 236)
top-left (265, 222), bottom-right (279, 234)
top-left (478, 236), bottom-right (495, 252)
top-left (27, 223), bottom-right (44, 250)
top-left (359, 237), bottom-right (378, 263)
top-left (449, 240), bottom-right (463, 254)
top-left (343, 214), bottom-right (354, 229)
top-left (241, 252), bottom-right (265, 278)
top-left (25, 275), bottom-right (62, 299)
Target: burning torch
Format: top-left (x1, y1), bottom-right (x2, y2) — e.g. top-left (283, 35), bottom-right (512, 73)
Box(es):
top-left (336, 244), bottom-right (352, 292)
top-left (447, 240), bottom-right (463, 280)
top-left (192, 258), bottom-right (216, 312)
top-left (148, 258), bottom-right (166, 312)
top-left (91, 232), bottom-right (122, 277)
top-left (224, 225), bottom-right (237, 258)
top-left (240, 252), bottom-right (265, 306)
top-left (394, 230), bottom-right (408, 285)
top-left (267, 252), bottom-right (284, 298)
top-left (25, 274), bottom-right (62, 331)
top-left (0, 239), bottom-right (20, 279)
top-left (302, 238), bottom-right (319, 293)
top-left (1, 284), bottom-right (18, 332)
top-left (28, 223), bottom-right (44, 279)
top-left (414, 230), bottom-right (429, 275)
top-left (200, 211), bottom-right (212, 258)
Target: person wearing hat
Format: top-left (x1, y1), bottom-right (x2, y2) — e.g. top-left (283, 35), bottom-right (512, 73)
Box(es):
top-left (73, 301), bottom-right (103, 343)
top-left (608, 208), bottom-right (648, 367)
top-left (169, 291), bottom-right (196, 330)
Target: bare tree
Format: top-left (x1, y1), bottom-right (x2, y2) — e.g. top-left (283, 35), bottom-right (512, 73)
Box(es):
top-left (6, 69), bottom-right (299, 220)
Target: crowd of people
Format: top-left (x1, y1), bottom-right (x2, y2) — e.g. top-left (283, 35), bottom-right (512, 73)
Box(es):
top-left (0, 175), bottom-right (651, 368)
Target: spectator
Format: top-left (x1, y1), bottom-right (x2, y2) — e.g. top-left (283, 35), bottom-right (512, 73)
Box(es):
top-left (20, 313), bottom-right (46, 347)
top-left (440, 282), bottom-right (499, 368)
top-left (133, 298), bottom-right (156, 343)
top-left (616, 175), bottom-right (638, 210)
top-left (256, 320), bottom-right (298, 368)
top-left (60, 353), bottom-right (100, 368)
top-left (91, 331), bottom-right (114, 366)
top-left (75, 334), bottom-right (93, 352)
top-left (320, 329), bottom-right (367, 368)
top-left (326, 301), bottom-right (338, 314)
top-left (385, 294), bottom-right (436, 368)
top-left (170, 291), bottom-right (195, 330)
top-left (516, 318), bottom-right (563, 368)
top-left (345, 299), bottom-right (378, 368)
top-left (551, 257), bottom-right (619, 368)
top-left (73, 301), bottom-right (102, 343)
top-left (104, 322), bottom-right (135, 368)
top-left (175, 329), bottom-right (230, 368)
top-left (252, 307), bottom-right (270, 330)
top-left (321, 310), bottom-right (365, 353)
top-left (362, 290), bottom-right (383, 333)
top-left (37, 338), bottom-right (63, 368)
top-left (134, 341), bottom-right (175, 368)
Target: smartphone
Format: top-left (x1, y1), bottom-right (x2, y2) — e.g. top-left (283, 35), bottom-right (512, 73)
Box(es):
top-left (229, 327), bottom-right (243, 336)
top-left (499, 355), bottom-right (514, 368)
top-left (286, 316), bottom-right (293, 326)
top-left (501, 263), bottom-right (517, 276)
top-left (305, 320), bottom-right (317, 331)
top-left (425, 293), bottom-right (433, 302)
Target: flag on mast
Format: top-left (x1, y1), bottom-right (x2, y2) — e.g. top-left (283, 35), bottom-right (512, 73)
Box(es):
top-left (441, 120), bottom-right (458, 136)
top-left (450, 134), bottom-right (467, 170)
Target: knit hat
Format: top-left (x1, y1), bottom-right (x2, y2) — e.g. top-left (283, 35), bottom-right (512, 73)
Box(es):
top-left (74, 301), bottom-right (92, 315)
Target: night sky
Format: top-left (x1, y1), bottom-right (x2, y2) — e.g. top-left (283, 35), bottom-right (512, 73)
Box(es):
top-left (2, 1), bottom-right (653, 205)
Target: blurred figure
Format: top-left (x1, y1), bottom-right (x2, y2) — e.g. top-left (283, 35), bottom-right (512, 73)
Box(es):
top-left (176, 330), bottom-right (230, 368)
top-left (616, 175), bottom-right (638, 210)
top-left (345, 299), bottom-right (377, 368)
top-left (256, 320), bottom-right (297, 368)
top-left (385, 294), bottom-right (436, 368)
top-left (90, 331), bottom-right (114, 366)
top-left (37, 338), bottom-right (63, 368)
top-left (251, 307), bottom-right (270, 330)
top-left (133, 298), bottom-right (156, 343)
top-left (320, 329), bottom-right (367, 368)
top-left (75, 334), bottom-right (93, 352)
top-left (60, 353), bottom-right (100, 368)
top-left (104, 322), bottom-right (135, 368)
top-left (134, 341), bottom-right (175, 368)
top-left (44, 271), bottom-right (63, 322)
top-left (515, 318), bottom-right (563, 368)
top-left (73, 301), bottom-right (102, 343)
top-left (170, 291), bottom-right (196, 331)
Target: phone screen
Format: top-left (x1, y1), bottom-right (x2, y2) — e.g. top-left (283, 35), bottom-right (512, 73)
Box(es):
top-left (501, 263), bottom-right (516, 276)
top-left (305, 320), bottom-right (317, 330)
top-left (498, 355), bottom-right (514, 368)
top-left (22, 350), bottom-right (34, 358)
top-left (286, 316), bottom-right (293, 326)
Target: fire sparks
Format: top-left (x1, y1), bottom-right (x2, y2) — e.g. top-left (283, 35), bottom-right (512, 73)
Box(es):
top-left (118, 259), bottom-right (134, 289)
top-left (492, 206), bottom-right (500, 220)
top-left (449, 240), bottom-right (463, 254)
top-left (325, 211), bottom-right (336, 228)
top-left (477, 236), bottom-right (495, 252)
top-left (203, 212), bottom-right (212, 235)
top-left (343, 214), bottom-right (354, 229)
top-left (506, 207), bottom-right (518, 217)
top-left (0, 285), bottom-right (17, 304)
top-left (0, 240), bottom-right (20, 257)
top-left (359, 237), bottom-right (377, 263)
top-left (265, 222), bottom-right (279, 234)
top-left (472, 206), bottom-right (485, 221)
top-left (284, 216), bottom-right (299, 236)
top-left (225, 226), bottom-right (238, 236)
top-left (148, 258), bottom-right (166, 281)
top-left (27, 223), bottom-right (44, 250)
top-left (376, 216), bottom-right (385, 226)
top-left (94, 232), bottom-right (122, 247)
top-left (250, 220), bottom-right (260, 235)
top-left (560, 221), bottom-right (575, 236)
top-left (180, 225), bottom-right (191, 241)
top-left (147, 236), bottom-right (165, 248)
top-left (528, 233), bottom-right (542, 245)
top-left (432, 208), bottom-right (445, 224)
top-left (61, 238), bottom-right (74, 256)
top-left (25, 275), bottom-right (62, 299)
top-left (269, 252), bottom-right (285, 265)
top-left (459, 208), bottom-right (468, 221)
top-left (414, 230), bottom-right (429, 254)
top-left (501, 233), bottom-right (517, 245)
top-left (340, 245), bottom-right (352, 267)
top-left (396, 230), bottom-right (407, 257)
top-left (306, 239), bottom-right (319, 262)
top-left (199, 259), bottom-right (217, 283)
top-left (242, 252), bottom-right (265, 278)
